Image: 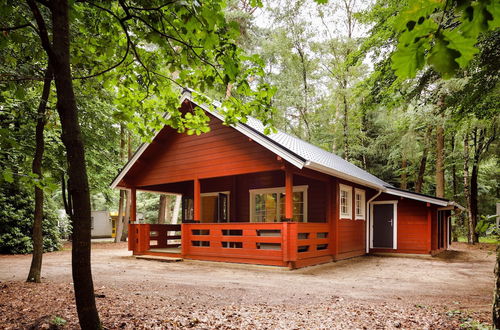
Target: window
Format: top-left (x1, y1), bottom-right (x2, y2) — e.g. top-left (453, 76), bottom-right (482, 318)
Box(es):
top-left (354, 188), bottom-right (366, 220)
top-left (250, 186), bottom-right (308, 222)
top-left (339, 184), bottom-right (352, 219)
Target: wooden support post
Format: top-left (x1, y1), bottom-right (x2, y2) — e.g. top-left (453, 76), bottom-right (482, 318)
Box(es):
top-left (285, 168), bottom-right (293, 220)
top-left (130, 188), bottom-right (137, 222)
top-left (194, 178), bottom-right (201, 221)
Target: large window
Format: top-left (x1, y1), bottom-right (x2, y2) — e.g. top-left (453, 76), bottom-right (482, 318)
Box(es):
top-left (250, 186), bottom-right (308, 222)
top-left (354, 188), bottom-right (365, 220)
top-left (339, 184), bottom-right (352, 219)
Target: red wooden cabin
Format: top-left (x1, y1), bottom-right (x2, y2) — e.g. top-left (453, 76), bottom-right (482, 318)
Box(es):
top-left (111, 89), bottom-right (462, 269)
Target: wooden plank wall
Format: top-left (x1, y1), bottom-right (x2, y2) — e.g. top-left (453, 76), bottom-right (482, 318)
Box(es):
top-left (123, 108), bottom-right (283, 187)
top-left (370, 194), bottom-right (433, 254)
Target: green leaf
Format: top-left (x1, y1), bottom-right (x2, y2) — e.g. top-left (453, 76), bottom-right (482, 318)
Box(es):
top-left (461, 1), bottom-right (490, 38)
top-left (443, 30), bottom-right (479, 68)
top-left (2, 169), bottom-right (14, 183)
top-left (486, 0), bottom-right (500, 29)
top-left (391, 40), bottom-right (427, 78)
top-left (427, 37), bottom-right (460, 78)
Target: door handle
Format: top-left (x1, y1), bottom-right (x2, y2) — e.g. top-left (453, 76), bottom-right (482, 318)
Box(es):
top-left (389, 218), bottom-right (393, 226)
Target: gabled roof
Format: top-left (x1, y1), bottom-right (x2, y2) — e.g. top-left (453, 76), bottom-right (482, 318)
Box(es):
top-left (111, 89), bottom-right (460, 208)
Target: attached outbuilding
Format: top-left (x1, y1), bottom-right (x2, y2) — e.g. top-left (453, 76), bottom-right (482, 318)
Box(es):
top-left (111, 89), bottom-right (461, 268)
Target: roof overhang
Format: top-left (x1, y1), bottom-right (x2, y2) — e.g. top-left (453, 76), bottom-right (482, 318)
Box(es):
top-left (305, 161), bottom-right (385, 190)
top-left (384, 187), bottom-right (463, 208)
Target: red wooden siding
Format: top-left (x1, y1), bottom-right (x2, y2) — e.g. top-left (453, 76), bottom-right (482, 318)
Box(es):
top-left (121, 105), bottom-right (283, 188)
top-left (371, 194), bottom-right (437, 254)
top-left (337, 219), bottom-right (366, 258)
top-left (334, 179), bottom-right (375, 260)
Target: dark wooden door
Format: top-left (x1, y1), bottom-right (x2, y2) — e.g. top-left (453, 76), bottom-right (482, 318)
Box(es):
top-left (373, 204), bottom-right (394, 248)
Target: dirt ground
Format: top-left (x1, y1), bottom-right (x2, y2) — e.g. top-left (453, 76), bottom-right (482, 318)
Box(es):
top-left (0, 242), bottom-right (496, 329)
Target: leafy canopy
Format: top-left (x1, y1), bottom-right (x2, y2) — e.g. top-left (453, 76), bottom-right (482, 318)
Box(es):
top-left (391, 0), bottom-right (499, 79)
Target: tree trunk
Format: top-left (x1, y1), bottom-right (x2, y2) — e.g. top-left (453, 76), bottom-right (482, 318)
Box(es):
top-left (469, 161), bottom-right (479, 244)
top-left (463, 132), bottom-right (475, 245)
top-left (158, 195), bottom-right (167, 224)
top-left (114, 190), bottom-right (125, 243)
top-left (172, 195), bottom-right (182, 223)
top-left (435, 119), bottom-right (445, 197)
top-left (493, 245), bottom-right (500, 328)
top-left (415, 128), bottom-right (431, 193)
top-left (342, 90), bottom-right (349, 161)
top-left (401, 157), bottom-right (407, 190)
top-left (451, 135), bottom-right (458, 200)
top-left (114, 125), bottom-right (126, 243)
top-left (28, 0), bottom-right (101, 327)
top-left (121, 190), bottom-right (131, 241)
top-left (27, 65), bottom-right (52, 283)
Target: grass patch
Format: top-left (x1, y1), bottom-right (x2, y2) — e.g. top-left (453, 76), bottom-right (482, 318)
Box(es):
top-left (457, 236), bottom-right (499, 244)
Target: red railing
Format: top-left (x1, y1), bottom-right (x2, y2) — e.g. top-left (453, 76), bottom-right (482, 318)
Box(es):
top-left (182, 222), bottom-right (331, 267)
top-left (129, 222), bottom-right (331, 268)
top-left (128, 223), bottom-right (181, 253)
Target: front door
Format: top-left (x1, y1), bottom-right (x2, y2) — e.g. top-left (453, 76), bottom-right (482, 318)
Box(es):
top-left (372, 203), bottom-right (394, 248)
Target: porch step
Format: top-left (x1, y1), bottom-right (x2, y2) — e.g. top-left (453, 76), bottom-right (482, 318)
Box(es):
top-left (135, 255), bottom-right (183, 263)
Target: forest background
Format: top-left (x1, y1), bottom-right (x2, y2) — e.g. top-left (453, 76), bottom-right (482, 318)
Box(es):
top-left (0, 0), bottom-right (498, 254)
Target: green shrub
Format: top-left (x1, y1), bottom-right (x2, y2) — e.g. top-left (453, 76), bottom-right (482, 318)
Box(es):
top-left (0, 182), bottom-right (61, 254)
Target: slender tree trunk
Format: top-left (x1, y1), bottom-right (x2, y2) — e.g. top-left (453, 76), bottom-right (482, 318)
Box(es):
top-left (435, 118), bottom-right (445, 197)
top-left (114, 125), bottom-right (126, 243)
top-left (28, 0), bottom-right (101, 327)
top-left (296, 46), bottom-right (311, 141)
top-left (172, 195), bottom-right (182, 223)
top-left (469, 160), bottom-right (479, 243)
top-left (121, 190), bottom-right (131, 241)
top-left (401, 157), bottom-right (407, 190)
top-left (158, 195), bottom-right (167, 224)
top-left (120, 132), bottom-right (133, 241)
top-left (27, 65), bottom-right (52, 283)
top-left (415, 129), bottom-right (431, 193)
top-left (493, 245), bottom-right (500, 328)
top-left (342, 88), bottom-right (349, 161)
top-left (114, 190), bottom-right (125, 243)
top-left (451, 135), bottom-right (458, 199)
top-left (463, 132), bottom-right (475, 245)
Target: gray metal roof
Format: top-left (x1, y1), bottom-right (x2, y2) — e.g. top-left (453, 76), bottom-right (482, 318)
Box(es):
top-left (242, 116), bottom-right (391, 188)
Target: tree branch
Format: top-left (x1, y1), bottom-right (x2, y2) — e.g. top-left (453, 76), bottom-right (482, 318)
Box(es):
top-left (26, 0), bottom-right (54, 59)
top-left (0, 23), bottom-right (31, 32)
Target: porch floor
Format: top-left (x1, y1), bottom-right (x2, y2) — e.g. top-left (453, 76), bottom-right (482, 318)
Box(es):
top-left (148, 247), bottom-right (181, 253)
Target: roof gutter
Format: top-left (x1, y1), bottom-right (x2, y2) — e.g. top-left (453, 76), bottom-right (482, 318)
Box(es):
top-left (366, 189), bottom-right (383, 253)
top-left (304, 161), bottom-right (385, 190)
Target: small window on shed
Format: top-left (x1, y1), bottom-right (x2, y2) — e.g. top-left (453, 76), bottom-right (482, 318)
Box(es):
top-left (339, 184), bottom-right (352, 219)
top-left (354, 188), bottom-right (366, 220)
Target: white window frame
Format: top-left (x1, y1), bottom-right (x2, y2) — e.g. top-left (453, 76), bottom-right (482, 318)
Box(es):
top-left (249, 185), bottom-right (308, 223)
top-left (339, 184), bottom-right (353, 219)
top-left (354, 188), bottom-right (366, 220)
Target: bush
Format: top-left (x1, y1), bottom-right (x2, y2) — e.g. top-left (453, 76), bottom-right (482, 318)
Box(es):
top-left (0, 182), bottom-right (61, 254)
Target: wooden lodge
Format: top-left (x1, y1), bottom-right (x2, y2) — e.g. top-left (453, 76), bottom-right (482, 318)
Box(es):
top-left (111, 89), bottom-right (462, 269)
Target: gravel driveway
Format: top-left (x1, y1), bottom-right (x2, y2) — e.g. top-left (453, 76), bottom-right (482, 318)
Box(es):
top-left (0, 242), bottom-right (496, 329)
